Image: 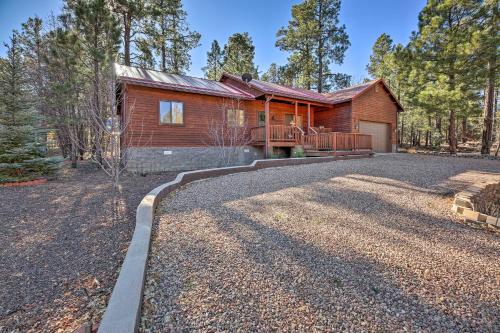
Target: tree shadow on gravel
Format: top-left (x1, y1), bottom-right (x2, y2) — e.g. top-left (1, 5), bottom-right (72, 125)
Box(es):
top-left (204, 195), bottom-right (498, 331)
top-left (301, 182), bottom-right (500, 255)
top-left (195, 202), bottom-right (494, 330)
top-left (149, 155), bottom-right (500, 331)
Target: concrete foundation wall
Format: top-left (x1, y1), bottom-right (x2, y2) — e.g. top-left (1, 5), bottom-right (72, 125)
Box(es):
top-left (125, 146), bottom-right (264, 173)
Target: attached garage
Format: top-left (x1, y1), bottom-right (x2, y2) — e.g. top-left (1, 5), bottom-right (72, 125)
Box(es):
top-left (322, 79), bottom-right (404, 153)
top-left (359, 121), bottom-right (391, 153)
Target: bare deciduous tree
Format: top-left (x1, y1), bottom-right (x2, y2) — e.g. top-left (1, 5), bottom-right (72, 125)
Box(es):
top-left (70, 68), bottom-right (150, 190)
top-left (204, 97), bottom-right (252, 167)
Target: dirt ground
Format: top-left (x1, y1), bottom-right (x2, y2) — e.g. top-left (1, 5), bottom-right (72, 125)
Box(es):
top-left (0, 162), bottom-right (177, 332)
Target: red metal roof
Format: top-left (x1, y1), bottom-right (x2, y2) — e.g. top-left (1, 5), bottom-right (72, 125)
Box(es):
top-left (221, 73), bottom-right (333, 104)
top-left (323, 79), bottom-right (404, 111)
top-left (114, 64), bottom-right (254, 99)
top-left (115, 64), bottom-right (403, 110)
top-left (323, 80), bottom-right (376, 104)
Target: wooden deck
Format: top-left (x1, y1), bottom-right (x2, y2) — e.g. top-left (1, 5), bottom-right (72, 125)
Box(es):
top-left (250, 125), bottom-right (373, 155)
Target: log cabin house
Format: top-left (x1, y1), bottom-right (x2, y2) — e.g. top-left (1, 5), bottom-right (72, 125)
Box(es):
top-left (115, 64), bottom-right (403, 172)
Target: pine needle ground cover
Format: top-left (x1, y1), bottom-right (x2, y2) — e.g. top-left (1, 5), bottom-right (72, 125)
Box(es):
top-left (0, 162), bottom-right (177, 332)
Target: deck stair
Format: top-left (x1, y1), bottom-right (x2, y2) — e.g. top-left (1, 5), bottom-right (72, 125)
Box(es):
top-left (304, 149), bottom-right (333, 157)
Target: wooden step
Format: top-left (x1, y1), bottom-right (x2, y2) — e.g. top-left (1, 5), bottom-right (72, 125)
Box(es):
top-left (304, 150), bottom-right (333, 157)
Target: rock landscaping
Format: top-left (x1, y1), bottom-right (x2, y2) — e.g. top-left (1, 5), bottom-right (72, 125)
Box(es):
top-left (472, 183), bottom-right (500, 217)
top-left (142, 154), bottom-right (499, 332)
top-left (453, 178), bottom-right (500, 228)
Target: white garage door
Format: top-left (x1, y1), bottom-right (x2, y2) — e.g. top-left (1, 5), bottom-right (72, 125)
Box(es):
top-left (359, 121), bottom-right (391, 153)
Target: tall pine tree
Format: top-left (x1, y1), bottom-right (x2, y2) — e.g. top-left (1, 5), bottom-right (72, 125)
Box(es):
top-left (277, 0), bottom-right (350, 92)
top-left (111, 0), bottom-right (145, 66)
top-left (142, 0), bottom-right (200, 74)
top-left (366, 33), bottom-right (395, 83)
top-left (412, 0), bottom-right (479, 154)
top-left (202, 40), bottom-right (223, 80)
top-left (222, 32), bottom-right (259, 77)
top-left (478, 0), bottom-right (499, 154)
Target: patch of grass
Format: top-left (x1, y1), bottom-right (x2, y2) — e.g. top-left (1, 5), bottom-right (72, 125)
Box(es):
top-left (184, 279), bottom-right (195, 290)
top-left (274, 212), bottom-right (287, 222)
top-left (333, 277), bottom-right (342, 287)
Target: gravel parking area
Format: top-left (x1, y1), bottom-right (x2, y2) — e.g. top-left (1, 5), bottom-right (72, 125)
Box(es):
top-left (142, 154), bottom-right (500, 332)
top-left (0, 163), bottom-right (177, 332)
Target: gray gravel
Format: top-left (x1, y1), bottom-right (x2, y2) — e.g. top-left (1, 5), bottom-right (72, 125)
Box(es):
top-left (141, 154), bottom-right (500, 332)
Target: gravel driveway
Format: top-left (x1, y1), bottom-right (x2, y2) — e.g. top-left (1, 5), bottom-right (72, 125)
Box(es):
top-left (142, 154), bottom-right (500, 332)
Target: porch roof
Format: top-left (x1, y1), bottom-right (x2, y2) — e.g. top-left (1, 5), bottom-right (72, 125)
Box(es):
top-left (221, 73), bottom-right (333, 105)
top-left (323, 80), bottom-right (376, 104)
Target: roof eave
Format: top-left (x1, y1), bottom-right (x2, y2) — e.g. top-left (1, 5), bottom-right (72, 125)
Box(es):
top-left (351, 78), bottom-right (405, 112)
top-left (117, 76), bottom-right (254, 100)
top-left (221, 73), bottom-right (332, 105)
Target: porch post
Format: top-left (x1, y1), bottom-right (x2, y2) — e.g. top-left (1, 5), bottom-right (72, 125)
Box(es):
top-left (307, 103), bottom-right (311, 132)
top-left (295, 101), bottom-right (298, 125)
top-left (265, 96), bottom-right (271, 158)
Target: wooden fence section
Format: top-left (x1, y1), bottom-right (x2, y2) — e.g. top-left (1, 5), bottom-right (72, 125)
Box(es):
top-left (303, 132), bottom-right (372, 152)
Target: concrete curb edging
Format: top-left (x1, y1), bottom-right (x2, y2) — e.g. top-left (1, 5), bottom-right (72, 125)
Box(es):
top-left (97, 154), bottom-right (371, 333)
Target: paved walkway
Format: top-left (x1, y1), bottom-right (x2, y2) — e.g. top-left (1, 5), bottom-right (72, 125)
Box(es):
top-left (142, 154), bottom-right (500, 332)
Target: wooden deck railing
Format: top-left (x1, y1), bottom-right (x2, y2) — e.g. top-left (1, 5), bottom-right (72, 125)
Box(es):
top-left (250, 126), bottom-right (372, 152)
top-left (251, 125), bottom-right (300, 142)
top-left (311, 127), bottom-right (333, 134)
top-left (303, 132), bottom-right (372, 151)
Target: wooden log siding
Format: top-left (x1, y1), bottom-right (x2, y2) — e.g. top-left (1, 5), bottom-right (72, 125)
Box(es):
top-left (123, 84), bottom-right (318, 148)
top-left (351, 82), bottom-right (398, 144)
top-left (314, 102), bottom-right (352, 133)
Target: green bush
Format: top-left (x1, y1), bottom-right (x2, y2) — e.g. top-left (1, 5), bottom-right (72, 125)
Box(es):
top-left (0, 36), bottom-right (62, 183)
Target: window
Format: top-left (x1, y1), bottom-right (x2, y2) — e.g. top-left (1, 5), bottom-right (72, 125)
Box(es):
top-left (227, 109), bottom-right (245, 127)
top-left (159, 101), bottom-right (183, 124)
top-left (258, 111), bottom-right (265, 126)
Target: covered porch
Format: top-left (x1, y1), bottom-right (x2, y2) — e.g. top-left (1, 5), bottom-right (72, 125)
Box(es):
top-left (249, 94), bottom-right (372, 157)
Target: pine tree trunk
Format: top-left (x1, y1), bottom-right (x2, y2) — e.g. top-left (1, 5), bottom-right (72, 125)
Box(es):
top-left (410, 122), bottom-right (414, 146)
top-left (481, 58), bottom-right (496, 155)
top-left (448, 109), bottom-right (457, 154)
top-left (160, 0), bottom-right (167, 71)
top-left (123, 12), bottom-right (131, 66)
top-left (317, 0), bottom-right (324, 93)
top-left (428, 116), bottom-right (432, 147)
top-left (461, 117), bottom-right (467, 143)
top-left (448, 73), bottom-right (457, 154)
top-left (425, 117), bottom-right (430, 148)
top-left (400, 115), bottom-right (405, 146)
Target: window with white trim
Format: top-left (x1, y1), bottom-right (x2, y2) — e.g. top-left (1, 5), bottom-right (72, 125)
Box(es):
top-left (227, 109), bottom-right (245, 127)
top-left (159, 100), bottom-right (184, 124)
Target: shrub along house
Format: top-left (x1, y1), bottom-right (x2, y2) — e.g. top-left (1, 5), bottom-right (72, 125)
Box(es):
top-left (115, 64), bottom-right (403, 172)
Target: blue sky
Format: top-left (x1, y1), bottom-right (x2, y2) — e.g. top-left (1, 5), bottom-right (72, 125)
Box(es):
top-left (0, 0), bottom-right (426, 82)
